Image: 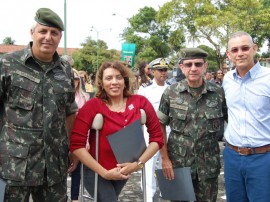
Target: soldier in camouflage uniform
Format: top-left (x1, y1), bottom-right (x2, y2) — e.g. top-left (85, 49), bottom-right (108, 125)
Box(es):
top-left (0, 8), bottom-right (78, 201)
top-left (157, 48), bottom-right (227, 202)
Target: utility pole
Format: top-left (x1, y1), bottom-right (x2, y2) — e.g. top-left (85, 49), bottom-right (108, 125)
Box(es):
top-left (64, 0), bottom-right (67, 55)
top-left (90, 26), bottom-right (111, 71)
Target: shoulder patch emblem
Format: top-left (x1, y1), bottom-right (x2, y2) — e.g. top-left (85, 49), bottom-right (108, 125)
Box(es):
top-left (54, 72), bottom-right (66, 80)
top-left (141, 81), bottom-right (153, 88)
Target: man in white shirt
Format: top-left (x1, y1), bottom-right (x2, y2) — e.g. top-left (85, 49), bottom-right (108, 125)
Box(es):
top-left (138, 58), bottom-right (170, 202)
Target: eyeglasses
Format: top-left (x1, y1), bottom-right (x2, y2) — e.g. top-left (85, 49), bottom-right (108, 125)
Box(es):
top-left (229, 46), bottom-right (251, 54)
top-left (156, 68), bottom-right (168, 72)
top-left (74, 78), bottom-right (80, 81)
top-left (182, 62), bottom-right (205, 68)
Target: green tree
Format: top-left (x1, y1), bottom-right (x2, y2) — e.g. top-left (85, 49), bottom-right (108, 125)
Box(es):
top-left (261, 51), bottom-right (270, 58)
top-left (198, 45), bottom-right (220, 72)
top-left (157, 0), bottom-right (270, 69)
top-left (2, 37), bottom-right (15, 45)
top-left (72, 37), bottom-right (120, 74)
top-left (263, 0), bottom-right (270, 8)
top-left (122, 6), bottom-right (185, 68)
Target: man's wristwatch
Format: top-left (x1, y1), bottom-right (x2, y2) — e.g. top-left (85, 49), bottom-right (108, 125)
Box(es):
top-left (137, 160), bottom-right (144, 169)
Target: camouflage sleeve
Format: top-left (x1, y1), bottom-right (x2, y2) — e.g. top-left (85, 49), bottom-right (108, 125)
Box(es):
top-left (64, 61), bottom-right (78, 115)
top-left (156, 110), bottom-right (169, 125)
top-left (223, 98), bottom-right (228, 123)
top-left (66, 100), bottom-right (78, 116)
top-left (0, 58), bottom-right (3, 127)
top-left (0, 57), bottom-right (4, 99)
top-left (157, 88), bottom-right (170, 125)
top-left (0, 58), bottom-right (3, 100)
top-left (221, 87), bottom-right (228, 122)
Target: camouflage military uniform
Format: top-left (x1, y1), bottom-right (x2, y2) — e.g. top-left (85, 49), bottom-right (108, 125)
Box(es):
top-left (157, 79), bottom-right (227, 202)
top-left (0, 43), bottom-right (77, 200)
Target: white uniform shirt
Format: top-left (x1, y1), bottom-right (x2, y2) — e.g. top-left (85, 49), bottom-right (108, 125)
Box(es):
top-left (138, 79), bottom-right (170, 144)
top-left (138, 79), bottom-right (169, 111)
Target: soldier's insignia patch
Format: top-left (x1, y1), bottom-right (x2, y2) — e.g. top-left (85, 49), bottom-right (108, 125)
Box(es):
top-left (206, 100), bottom-right (218, 107)
top-left (54, 73), bottom-right (65, 80)
top-left (141, 81), bottom-right (153, 88)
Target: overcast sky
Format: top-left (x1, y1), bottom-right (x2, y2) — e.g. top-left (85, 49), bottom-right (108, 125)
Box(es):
top-left (0, 0), bottom-right (169, 50)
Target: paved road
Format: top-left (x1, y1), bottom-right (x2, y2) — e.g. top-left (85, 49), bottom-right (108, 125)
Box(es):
top-left (67, 142), bottom-right (226, 202)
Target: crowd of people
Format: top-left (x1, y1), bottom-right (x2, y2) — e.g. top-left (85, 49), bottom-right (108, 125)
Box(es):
top-left (0, 7), bottom-right (269, 202)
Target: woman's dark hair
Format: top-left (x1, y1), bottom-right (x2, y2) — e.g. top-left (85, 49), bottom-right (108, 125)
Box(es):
top-left (138, 61), bottom-right (150, 84)
top-left (95, 61), bottom-right (133, 104)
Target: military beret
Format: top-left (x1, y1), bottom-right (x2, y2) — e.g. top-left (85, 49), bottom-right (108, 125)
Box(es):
top-left (179, 48), bottom-right (208, 63)
top-left (149, 58), bottom-right (170, 69)
top-left (35, 8), bottom-right (64, 31)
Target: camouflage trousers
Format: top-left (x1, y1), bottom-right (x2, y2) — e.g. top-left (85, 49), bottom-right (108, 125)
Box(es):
top-left (171, 175), bottom-right (218, 202)
top-left (4, 179), bottom-right (67, 202)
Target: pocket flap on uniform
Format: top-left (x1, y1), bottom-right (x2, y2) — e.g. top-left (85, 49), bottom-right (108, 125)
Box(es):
top-left (7, 142), bottom-right (29, 158)
top-left (12, 71), bottom-right (39, 92)
top-left (169, 107), bottom-right (187, 121)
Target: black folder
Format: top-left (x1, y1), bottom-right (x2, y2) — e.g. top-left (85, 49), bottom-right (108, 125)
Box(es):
top-left (0, 178), bottom-right (6, 202)
top-left (155, 167), bottom-right (196, 201)
top-left (107, 119), bottom-right (146, 163)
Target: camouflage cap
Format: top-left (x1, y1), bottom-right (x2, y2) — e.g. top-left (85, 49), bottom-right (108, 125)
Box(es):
top-left (34, 8), bottom-right (64, 31)
top-left (149, 58), bottom-right (170, 69)
top-left (179, 48), bottom-right (208, 63)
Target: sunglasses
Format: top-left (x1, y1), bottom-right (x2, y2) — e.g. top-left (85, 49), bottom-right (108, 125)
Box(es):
top-left (229, 46), bottom-right (251, 54)
top-left (156, 68), bottom-right (168, 72)
top-left (182, 62), bottom-right (205, 68)
top-left (74, 78), bottom-right (80, 80)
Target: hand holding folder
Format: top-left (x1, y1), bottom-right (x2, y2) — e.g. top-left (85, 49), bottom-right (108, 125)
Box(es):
top-left (155, 167), bottom-right (196, 201)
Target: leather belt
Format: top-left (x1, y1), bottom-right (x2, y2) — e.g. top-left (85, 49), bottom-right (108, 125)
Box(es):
top-left (227, 143), bottom-right (270, 155)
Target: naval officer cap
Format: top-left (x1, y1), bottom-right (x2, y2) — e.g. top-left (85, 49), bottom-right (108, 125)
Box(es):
top-left (34, 8), bottom-right (64, 31)
top-left (178, 48), bottom-right (208, 63)
top-left (149, 58), bottom-right (170, 69)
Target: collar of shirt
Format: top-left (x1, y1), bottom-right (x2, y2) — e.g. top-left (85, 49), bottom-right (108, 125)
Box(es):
top-left (232, 61), bottom-right (260, 81)
top-left (152, 79), bottom-right (170, 88)
top-left (179, 79), bottom-right (218, 94)
top-left (24, 42), bottom-right (60, 68)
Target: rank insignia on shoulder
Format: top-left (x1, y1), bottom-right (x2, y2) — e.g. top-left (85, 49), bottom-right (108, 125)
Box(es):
top-left (141, 81), bottom-right (153, 88)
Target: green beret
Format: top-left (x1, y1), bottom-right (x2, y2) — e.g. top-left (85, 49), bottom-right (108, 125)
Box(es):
top-left (35, 8), bottom-right (64, 31)
top-left (149, 58), bottom-right (170, 69)
top-left (179, 48), bottom-right (208, 63)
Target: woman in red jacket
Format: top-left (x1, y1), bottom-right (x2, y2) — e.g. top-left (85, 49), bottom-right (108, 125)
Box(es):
top-left (69, 61), bottom-right (164, 202)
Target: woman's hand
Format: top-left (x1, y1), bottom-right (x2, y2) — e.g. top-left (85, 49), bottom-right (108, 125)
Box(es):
top-left (103, 167), bottom-right (129, 180)
top-left (117, 162), bottom-right (138, 175)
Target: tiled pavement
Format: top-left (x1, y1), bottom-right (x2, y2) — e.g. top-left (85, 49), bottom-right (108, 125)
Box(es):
top-left (67, 142), bottom-right (226, 202)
